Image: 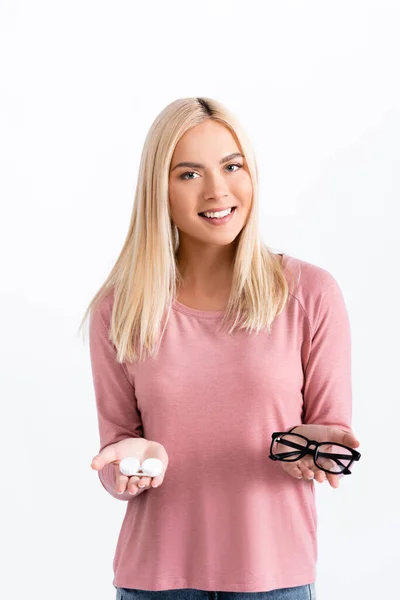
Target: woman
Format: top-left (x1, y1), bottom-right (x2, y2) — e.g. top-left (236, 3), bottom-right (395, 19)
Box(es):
top-left (80, 97), bottom-right (360, 599)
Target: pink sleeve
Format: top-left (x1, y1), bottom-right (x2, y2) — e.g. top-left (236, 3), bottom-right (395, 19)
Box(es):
top-left (301, 273), bottom-right (353, 433)
top-left (89, 302), bottom-right (146, 501)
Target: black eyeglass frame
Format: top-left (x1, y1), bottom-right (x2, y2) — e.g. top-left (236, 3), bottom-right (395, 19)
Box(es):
top-left (269, 428), bottom-right (361, 475)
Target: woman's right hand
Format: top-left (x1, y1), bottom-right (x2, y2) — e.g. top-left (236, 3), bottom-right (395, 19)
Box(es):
top-left (91, 438), bottom-right (169, 495)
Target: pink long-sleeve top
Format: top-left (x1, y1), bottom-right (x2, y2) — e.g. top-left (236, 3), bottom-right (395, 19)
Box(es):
top-left (88, 252), bottom-right (353, 593)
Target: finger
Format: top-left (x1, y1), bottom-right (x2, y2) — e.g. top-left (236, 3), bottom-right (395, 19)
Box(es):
top-left (342, 431), bottom-right (360, 448)
top-left (298, 464), bottom-right (315, 480)
top-left (127, 476), bottom-right (142, 495)
top-left (150, 474), bottom-right (163, 488)
top-left (302, 457), bottom-right (327, 483)
top-left (115, 466), bottom-right (130, 494)
top-left (91, 446), bottom-right (118, 471)
top-left (326, 472), bottom-right (340, 488)
top-left (327, 427), bottom-right (360, 449)
top-left (281, 463), bottom-right (304, 479)
top-left (114, 464), bottom-right (134, 494)
top-left (137, 476), bottom-right (152, 489)
top-left (305, 457), bottom-right (327, 483)
top-left (317, 454), bottom-right (338, 472)
top-left (303, 455), bottom-right (317, 471)
top-left (313, 470), bottom-right (326, 483)
top-left (296, 455), bottom-right (316, 480)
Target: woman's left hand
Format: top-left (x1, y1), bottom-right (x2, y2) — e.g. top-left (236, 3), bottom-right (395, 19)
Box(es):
top-left (278, 424), bottom-right (360, 488)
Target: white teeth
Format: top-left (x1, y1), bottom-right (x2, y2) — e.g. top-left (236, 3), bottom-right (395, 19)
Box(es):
top-left (202, 207), bottom-right (233, 219)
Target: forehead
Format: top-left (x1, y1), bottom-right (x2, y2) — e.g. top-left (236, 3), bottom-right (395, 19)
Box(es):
top-left (172, 120), bottom-right (240, 161)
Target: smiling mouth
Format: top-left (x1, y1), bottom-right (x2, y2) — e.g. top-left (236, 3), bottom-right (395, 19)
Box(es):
top-left (198, 207), bottom-right (237, 218)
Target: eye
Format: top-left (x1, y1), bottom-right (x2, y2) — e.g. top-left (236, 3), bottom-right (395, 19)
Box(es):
top-left (225, 163), bottom-right (243, 172)
top-left (180, 171), bottom-right (199, 180)
top-left (179, 163), bottom-right (243, 180)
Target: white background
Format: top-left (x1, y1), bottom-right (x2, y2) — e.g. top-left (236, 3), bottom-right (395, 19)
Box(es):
top-left (1, 1), bottom-right (399, 598)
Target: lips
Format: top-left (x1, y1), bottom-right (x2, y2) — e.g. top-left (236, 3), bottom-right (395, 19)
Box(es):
top-left (198, 206), bottom-right (236, 216)
top-left (198, 207), bottom-right (237, 226)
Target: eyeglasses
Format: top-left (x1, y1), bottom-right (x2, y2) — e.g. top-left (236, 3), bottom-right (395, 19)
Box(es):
top-left (269, 429), bottom-right (361, 475)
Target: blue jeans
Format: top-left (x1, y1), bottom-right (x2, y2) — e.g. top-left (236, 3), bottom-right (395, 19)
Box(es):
top-left (116, 583), bottom-right (316, 600)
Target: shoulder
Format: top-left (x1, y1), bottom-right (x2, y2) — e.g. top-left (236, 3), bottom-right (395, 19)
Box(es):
top-left (283, 253), bottom-right (340, 295)
top-left (282, 253), bottom-right (347, 328)
top-left (90, 288), bottom-right (115, 330)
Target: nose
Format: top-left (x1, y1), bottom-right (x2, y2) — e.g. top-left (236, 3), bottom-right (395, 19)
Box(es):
top-left (203, 170), bottom-right (230, 201)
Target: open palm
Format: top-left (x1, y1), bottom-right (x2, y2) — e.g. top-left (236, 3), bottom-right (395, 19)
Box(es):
top-left (279, 424), bottom-right (360, 488)
top-left (91, 438), bottom-right (169, 495)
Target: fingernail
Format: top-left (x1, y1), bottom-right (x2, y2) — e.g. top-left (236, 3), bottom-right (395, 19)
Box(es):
top-left (129, 490), bottom-right (137, 495)
top-left (152, 483), bottom-right (158, 487)
top-left (117, 491), bottom-right (124, 494)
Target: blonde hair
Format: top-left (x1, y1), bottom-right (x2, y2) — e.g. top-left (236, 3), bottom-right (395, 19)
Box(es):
top-left (78, 97), bottom-right (295, 363)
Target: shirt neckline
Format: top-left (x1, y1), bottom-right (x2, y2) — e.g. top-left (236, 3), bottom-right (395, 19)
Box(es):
top-left (172, 252), bottom-right (288, 319)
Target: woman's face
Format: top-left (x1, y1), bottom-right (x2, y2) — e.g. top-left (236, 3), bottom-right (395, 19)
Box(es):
top-left (168, 120), bottom-right (253, 248)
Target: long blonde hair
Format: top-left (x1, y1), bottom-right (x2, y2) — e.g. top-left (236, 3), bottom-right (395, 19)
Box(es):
top-left (78, 97), bottom-right (295, 363)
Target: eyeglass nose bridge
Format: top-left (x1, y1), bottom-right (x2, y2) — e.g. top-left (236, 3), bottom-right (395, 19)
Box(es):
top-left (306, 439), bottom-right (343, 456)
top-left (306, 439), bottom-right (320, 449)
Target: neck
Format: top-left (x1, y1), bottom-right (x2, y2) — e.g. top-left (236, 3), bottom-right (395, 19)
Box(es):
top-left (175, 242), bottom-right (237, 294)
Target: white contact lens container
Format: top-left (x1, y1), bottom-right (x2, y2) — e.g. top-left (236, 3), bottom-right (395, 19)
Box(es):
top-left (119, 457), bottom-right (163, 477)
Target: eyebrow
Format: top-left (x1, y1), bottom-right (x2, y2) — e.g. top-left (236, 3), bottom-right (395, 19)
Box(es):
top-left (170, 152), bottom-right (244, 172)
